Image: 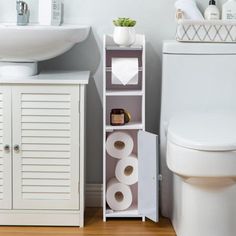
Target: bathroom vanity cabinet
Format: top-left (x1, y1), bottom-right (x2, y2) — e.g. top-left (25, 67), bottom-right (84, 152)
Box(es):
top-left (0, 71), bottom-right (89, 226)
top-left (103, 35), bottom-right (159, 222)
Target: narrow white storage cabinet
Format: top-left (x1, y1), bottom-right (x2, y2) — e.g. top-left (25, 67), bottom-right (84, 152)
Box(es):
top-left (0, 71), bottom-right (89, 226)
top-left (103, 35), bottom-right (159, 222)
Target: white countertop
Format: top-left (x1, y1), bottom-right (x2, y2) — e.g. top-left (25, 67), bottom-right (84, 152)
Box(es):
top-left (0, 70), bottom-right (90, 84)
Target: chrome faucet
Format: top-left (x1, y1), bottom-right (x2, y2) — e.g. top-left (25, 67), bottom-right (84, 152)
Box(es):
top-left (16, 0), bottom-right (29, 26)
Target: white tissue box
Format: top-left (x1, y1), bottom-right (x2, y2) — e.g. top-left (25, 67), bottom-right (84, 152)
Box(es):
top-left (38, 0), bottom-right (62, 26)
top-left (176, 19), bottom-right (236, 43)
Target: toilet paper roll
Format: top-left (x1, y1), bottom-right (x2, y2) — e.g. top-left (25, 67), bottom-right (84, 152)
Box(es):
top-left (106, 178), bottom-right (133, 211)
top-left (115, 155), bottom-right (138, 185)
top-left (106, 132), bottom-right (134, 159)
top-left (112, 58), bottom-right (139, 85)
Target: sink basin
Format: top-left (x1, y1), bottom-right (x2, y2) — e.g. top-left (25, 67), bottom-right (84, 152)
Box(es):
top-left (0, 24), bottom-right (90, 77)
top-left (0, 24), bottom-right (90, 62)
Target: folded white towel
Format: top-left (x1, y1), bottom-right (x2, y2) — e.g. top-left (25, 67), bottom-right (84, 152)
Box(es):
top-left (175, 0), bottom-right (204, 20)
top-left (112, 58), bottom-right (139, 86)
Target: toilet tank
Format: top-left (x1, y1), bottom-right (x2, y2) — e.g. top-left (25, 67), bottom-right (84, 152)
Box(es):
top-left (160, 40), bottom-right (236, 218)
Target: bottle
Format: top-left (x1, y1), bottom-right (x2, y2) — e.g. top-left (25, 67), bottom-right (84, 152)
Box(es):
top-left (38, 0), bottom-right (62, 26)
top-left (222, 0), bottom-right (236, 20)
top-left (110, 109), bottom-right (131, 126)
top-left (110, 109), bottom-right (125, 126)
top-left (204, 0), bottom-right (220, 20)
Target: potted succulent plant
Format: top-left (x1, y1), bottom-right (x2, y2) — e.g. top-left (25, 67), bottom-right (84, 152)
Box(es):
top-left (113, 18), bottom-right (137, 47)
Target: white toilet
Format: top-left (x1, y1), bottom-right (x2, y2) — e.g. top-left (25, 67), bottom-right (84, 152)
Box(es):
top-left (160, 41), bottom-right (236, 236)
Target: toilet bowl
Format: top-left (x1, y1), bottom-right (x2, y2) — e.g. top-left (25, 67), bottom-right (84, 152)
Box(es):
top-left (167, 112), bottom-right (236, 236)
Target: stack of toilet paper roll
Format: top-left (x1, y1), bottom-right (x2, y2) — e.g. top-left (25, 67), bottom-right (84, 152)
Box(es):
top-left (106, 131), bottom-right (138, 211)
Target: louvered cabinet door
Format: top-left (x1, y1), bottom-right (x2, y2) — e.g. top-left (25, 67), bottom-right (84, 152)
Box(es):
top-left (12, 85), bottom-right (80, 210)
top-left (0, 87), bottom-right (11, 209)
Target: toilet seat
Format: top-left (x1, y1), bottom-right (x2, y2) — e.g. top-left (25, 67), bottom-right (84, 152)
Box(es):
top-left (168, 111), bottom-right (236, 151)
top-left (167, 112), bottom-right (236, 177)
top-left (167, 141), bottom-right (236, 177)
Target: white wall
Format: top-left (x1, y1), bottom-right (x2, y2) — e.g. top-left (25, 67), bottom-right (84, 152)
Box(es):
top-left (0, 0), bottom-right (228, 213)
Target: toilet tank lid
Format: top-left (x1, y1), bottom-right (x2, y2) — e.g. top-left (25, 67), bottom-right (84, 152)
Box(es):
top-left (168, 112), bottom-right (236, 151)
top-left (163, 40), bottom-right (236, 55)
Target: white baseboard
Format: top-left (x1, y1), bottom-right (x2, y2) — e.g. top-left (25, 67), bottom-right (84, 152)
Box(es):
top-left (85, 184), bottom-right (103, 207)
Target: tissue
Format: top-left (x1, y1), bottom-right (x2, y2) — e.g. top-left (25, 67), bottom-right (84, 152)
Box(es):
top-left (112, 58), bottom-right (139, 85)
top-left (106, 178), bottom-right (133, 211)
top-left (106, 132), bottom-right (134, 159)
top-left (115, 155), bottom-right (138, 185)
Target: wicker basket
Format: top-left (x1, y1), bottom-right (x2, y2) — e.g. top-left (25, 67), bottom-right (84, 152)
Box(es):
top-left (176, 20), bottom-right (236, 43)
top-left (175, 10), bottom-right (236, 43)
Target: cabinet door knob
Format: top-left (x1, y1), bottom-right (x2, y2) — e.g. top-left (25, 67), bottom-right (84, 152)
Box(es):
top-left (14, 145), bottom-right (20, 153)
top-left (4, 145), bottom-right (10, 153)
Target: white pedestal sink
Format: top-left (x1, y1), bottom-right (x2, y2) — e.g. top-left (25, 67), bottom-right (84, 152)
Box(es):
top-left (0, 24), bottom-right (90, 77)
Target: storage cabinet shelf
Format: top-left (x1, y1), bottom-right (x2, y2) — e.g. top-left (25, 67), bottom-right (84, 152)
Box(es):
top-left (106, 46), bottom-right (143, 51)
top-left (105, 204), bottom-right (142, 218)
top-left (103, 35), bottom-right (145, 220)
top-left (106, 95), bottom-right (143, 126)
top-left (106, 90), bottom-right (143, 96)
top-left (106, 122), bottom-right (144, 131)
top-left (106, 67), bottom-right (143, 72)
top-left (103, 35), bottom-right (159, 223)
